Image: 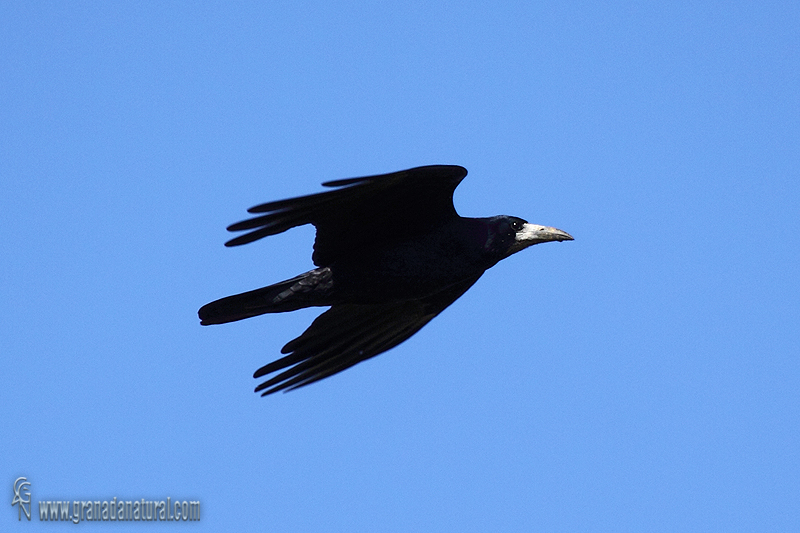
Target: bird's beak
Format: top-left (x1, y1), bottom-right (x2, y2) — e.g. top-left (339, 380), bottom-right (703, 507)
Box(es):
top-left (509, 223), bottom-right (574, 254)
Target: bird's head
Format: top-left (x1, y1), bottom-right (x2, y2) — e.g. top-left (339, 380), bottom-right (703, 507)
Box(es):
top-left (484, 215), bottom-right (573, 262)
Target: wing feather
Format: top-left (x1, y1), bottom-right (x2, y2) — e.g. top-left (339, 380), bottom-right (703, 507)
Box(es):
top-left (225, 165), bottom-right (468, 266)
top-left (252, 275), bottom-right (481, 395)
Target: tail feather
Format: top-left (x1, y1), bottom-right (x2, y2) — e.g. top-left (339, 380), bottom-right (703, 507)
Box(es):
top-left (198, 268), bottom-right (332, 325)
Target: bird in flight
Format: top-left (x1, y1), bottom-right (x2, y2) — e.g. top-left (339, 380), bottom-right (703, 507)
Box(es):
top-left (199, 165), bottom-right (573, 396)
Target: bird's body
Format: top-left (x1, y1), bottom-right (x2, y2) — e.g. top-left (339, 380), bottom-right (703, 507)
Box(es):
top-left (199, 165), bottom-right (572, 395)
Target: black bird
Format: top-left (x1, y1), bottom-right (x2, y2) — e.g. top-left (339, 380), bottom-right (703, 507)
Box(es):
top-left (199, 165), bottom-right (573, 396)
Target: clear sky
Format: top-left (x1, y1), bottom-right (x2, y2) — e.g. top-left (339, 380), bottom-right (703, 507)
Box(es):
top-left (2, 1), bottom-right (798, 531)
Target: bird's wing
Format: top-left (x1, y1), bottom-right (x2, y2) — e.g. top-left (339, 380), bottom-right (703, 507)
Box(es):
top-left (253, 274), bottom-right (482, 396)
top-left (225, 165), bottom-right (468, 266)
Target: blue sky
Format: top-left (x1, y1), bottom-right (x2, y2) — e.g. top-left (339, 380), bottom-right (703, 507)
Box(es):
top-left (2, 1), bottom-right (798, 531)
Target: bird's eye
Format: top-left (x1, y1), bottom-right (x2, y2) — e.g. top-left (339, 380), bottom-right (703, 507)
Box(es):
top-left (511, 220), bottom-right (523, 231)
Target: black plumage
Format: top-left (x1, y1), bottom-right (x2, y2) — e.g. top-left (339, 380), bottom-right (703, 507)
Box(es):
top-left (199, 165), bottom-right (573, 396)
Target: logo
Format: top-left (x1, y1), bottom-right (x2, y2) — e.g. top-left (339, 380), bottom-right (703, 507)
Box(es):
top-left (11, 477), bottom-right (31, 521)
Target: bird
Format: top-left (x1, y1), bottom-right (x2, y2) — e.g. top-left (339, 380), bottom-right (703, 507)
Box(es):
top-left (199, 165), bottom-right (573, 396)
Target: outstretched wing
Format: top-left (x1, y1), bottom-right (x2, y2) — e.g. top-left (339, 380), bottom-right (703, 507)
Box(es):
top-left (225, 165), bottom-right (467, 266)
top-left (253, 274), bottom-right (482, 396)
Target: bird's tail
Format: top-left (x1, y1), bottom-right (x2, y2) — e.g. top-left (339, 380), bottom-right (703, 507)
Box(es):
top-left (198, 268), bottom-right (333, 325)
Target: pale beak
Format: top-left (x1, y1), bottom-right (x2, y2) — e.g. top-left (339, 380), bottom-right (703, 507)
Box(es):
top-left (509, 223), bottom-right (574, 254)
